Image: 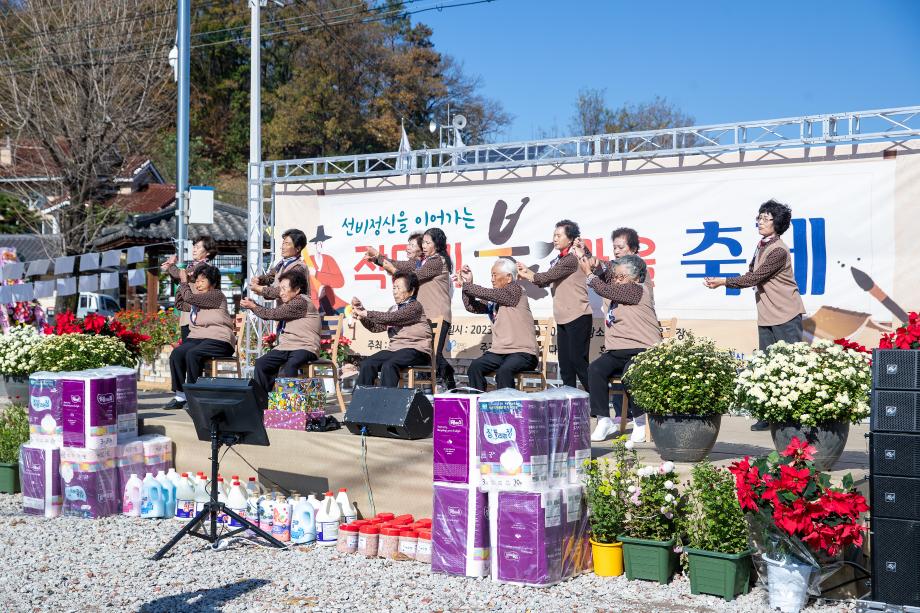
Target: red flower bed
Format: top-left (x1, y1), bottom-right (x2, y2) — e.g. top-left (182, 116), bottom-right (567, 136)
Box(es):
top-left (43, 310), bottom-right (151, 358)
top-left (878, 311), bottom-right (920, 350)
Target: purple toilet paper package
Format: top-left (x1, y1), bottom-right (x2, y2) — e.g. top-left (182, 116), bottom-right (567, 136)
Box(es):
top-left (432, 483), bottom-right (490, 577)
top-left (489, 488), bottom-right (563, 586)
top-left (19, 443), bottom-right (62, 518)
top-left (61, 374), bottom-right (117, 449)
top-left (557, 387), bottom-right (591, 484)
top-left (28, 372), bottom-right (65, 446)
top-left (433, 392), bottom-right (482, 486)
top-left (477, 389), bottom-right (548, 491)
top-left (115, 439), bottom-right (145, 498)
top-left (533, 389), bottom-right (571, 487)
top-left (60, 446), bottom-right (118, 519)
top-left (138, 434), bottom-right (173, 475)
top-left (91, 367), bottom-right (139, 442)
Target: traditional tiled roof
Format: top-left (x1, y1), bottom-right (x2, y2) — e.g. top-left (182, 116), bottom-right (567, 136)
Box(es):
top-left (0, 233), bottom-right (64, 261)
top-left (92, 201), bottom-right (250, 250)
top-left (110, 183), bottom-right (176, 214)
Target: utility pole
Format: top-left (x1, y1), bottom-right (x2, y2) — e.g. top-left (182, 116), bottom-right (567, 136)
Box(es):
top-left (176, 0), bottom-right (191, 262)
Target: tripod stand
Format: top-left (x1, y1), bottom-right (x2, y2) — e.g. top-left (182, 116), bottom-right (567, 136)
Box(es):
top-left (152, 417), bottom-right (286, 560)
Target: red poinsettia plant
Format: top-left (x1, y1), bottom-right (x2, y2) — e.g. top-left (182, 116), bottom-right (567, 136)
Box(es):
top-left (879, 311), bottom-right (920, 350)
top-left (832, 337), bottom-right (870, 354)
top-left (43, 310), bottom-right (151, 358)
top-left (729, 438), bottom-right (868, 558)
top-left (319, 335), bottom-right (352, 364)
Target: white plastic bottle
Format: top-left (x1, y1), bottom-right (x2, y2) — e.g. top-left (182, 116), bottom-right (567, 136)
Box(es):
top-left (271, 494), bottom-right (292, 542)
top-left (193, 475), bottom-right (210, 514)
top-left (166, 467), bottom-right (182, 488)
top-left (316, 490), bottom-right (341, 547)
top-left (290, 496), bottom-right (317, 545)
top-left (156, 470), bottom-right (177, 518)
top-left (216, 477), bottom-right (229, 524)
top-left (226, 480), bottom-right (249, 528)
top-left (175, 473), bottom-right (196, 520)
top-left (246, 476), bottom-right (260, 497)
top-left (122, 473), bottom-right (143, 517)
top-left (306, 493), bottom-right (321, 513)
top-left (335, 488), bottom-right (358, 523)
top-left (140, 473), bottom-right (166, 519)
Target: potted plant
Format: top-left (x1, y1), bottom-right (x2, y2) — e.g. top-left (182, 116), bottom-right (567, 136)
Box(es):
top-left (583, 436), bottom-right (636, 576)
top-left (617, 460), bottom-right (683, 584)
top-left (728, 438), bottom-right (869, 613)
top-left (264, 378), bottom-right (327, 430)
top-left (32, 333), bottom-right (136, 372)
top-left (0, 326), bottom-right (43, 403)
top-left (0, 404), bottom-right (29, 493)
top-left (623, 333), bottom-right (738, 462)
top-left (736, 339), bottom-right (871, 470)
top-left (682, 461), bottom-right (753, 601)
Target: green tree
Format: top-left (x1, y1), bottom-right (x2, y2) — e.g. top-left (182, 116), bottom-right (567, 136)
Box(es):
top-left (0, 192), bottom-right (42, 234)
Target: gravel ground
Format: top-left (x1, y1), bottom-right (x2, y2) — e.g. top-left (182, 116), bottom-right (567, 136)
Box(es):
top-left (0, 494), bottom-right (859, 613)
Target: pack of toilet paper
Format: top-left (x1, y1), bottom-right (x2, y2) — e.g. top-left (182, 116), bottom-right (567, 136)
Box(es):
top-left (19, 443), bottom-right (62, 518)
top-left (433, 391), bottom-right (482, 487)
top-left (90, 367), bottom-right (138, 442)
top-left (559, 387), bottom-right (591, 485)
top-left (432, 483), bottom-right (490, 577)
top-left (477, 389), bottom-right (549, 491)
top-left (532, 389), bottom-right (571, 487)
top-left (114, 439), bottom-right (145, 498)
top-left (138, 433), bottom-right (172, 475)
top-left (60, 374), bottom-right (117, 449)
top-left (28, 372), bottom-right (65, 446)
top-left (489, 488), bottom-right (564, 586)
top-left (59, 446), bottom-right (118, 518)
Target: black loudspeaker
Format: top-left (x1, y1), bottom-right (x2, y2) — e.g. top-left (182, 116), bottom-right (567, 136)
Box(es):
top-left (870, 475), bottom-right (920, 520)
top-left (873, 349), bottom-right (920, 390)
top-left (344, 387), bottom-right (433, 440)
top-left (871, 517), bottom-right (920, 606)
top-left (870, 390), bottom-right (920, 433)
top-left (871, 433), bottom-right (920, 478)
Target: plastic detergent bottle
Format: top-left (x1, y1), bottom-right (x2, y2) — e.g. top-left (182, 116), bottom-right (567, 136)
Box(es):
top-left (336, 488), bottom-right (358, 523)
top-left (215, 477), bottom-right (229, 524)
top-left (140, 473), bottom-right (166, 519)
top-left (193, 475), bottom-right (210, 514)
top-left (246, 476), bottom-right (260, 497)
top-left (271, 494), bottom-right (292, 542)
top-left (258, 494), bottom-right (275, 532)
top-left (155, 470), bottom-right (177, 518)
top-left (290, 496), bottom-right (317, 545)
top-left (316, 491), bottom-right (341, 547)
top-left (306, 493), bottom-right (321, 512)
top-left (175, 473), bottom-right (196, 520)
top-left (122, 473), bottom-right (142, 517)
top-left (226, 480), bottom-right (248, 528)
top-left (166, 468), bottom-right (182, 488)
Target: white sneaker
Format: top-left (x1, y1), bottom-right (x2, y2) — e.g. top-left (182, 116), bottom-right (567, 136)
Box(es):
top-left (591, 417), bottom-right (618, 442)
top-left (629, 418), bottom-right (647, 443)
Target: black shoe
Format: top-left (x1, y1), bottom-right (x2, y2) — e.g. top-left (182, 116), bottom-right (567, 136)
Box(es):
top-left (750, 420), bottom-right (770, 432)
top-left (163, 398), bottom-right (186, 410)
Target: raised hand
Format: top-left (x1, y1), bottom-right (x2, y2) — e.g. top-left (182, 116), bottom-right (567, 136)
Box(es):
top-left (364, 247), bottom-right (379, 260)
top-left (240, 297), bottom-right (256, 310)
top-left (459, 265), bottom-right (473, 284)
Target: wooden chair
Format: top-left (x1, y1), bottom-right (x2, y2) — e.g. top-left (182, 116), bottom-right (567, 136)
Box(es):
top-left (399, 318), bottom-right (444, 394)
top-left (611, 318), bottom-right (679, 441)
top-left (514, 319), bottom-right (553, 391)
top-left (204, 312), bottom-right (246, 378)
top-left (301, 315), bottom-right (347, 415)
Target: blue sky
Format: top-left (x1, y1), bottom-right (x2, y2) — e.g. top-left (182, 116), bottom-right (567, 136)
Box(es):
top-left (420, 0), bottom-right (920, 141)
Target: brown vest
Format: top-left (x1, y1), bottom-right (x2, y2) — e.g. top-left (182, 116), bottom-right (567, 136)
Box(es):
top-left (275, 295), bottom-right (322, 355)
top-left (417, 255), bottom-right (453, 325)
top-left (188, 302), bottom-right (236, 347)
top-left (387, 307), bottom-right (433, 355)
top-left (604, 282), bottom-right (662, 351)
top-left (753, 238), bottom-right (806, 326)
top-left (490, 284), bottom-right (538, 356)
top-left (177, 260), bottom-right (209, 328)
top-left (549, 255), bottom-right (592, 325)
top-left (270, 260), bottom-right (308, 298)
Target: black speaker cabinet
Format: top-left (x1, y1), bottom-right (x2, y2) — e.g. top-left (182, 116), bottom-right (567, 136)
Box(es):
top-left (871, 517), bottom-right (920, 607)
top-left (871, 390), bottom-right (920, 433)
top-left (873, 349), bottom-right (920, 391)
top-left (871, 475), bottom-right (920, 520)
top-left (345, 387), bottom-right (433, 440)
top-left (871, 433), bottom-right (920, 478)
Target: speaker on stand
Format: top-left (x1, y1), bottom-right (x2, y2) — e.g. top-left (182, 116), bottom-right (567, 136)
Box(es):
top-left (867, 349), bottom-right (920, 609)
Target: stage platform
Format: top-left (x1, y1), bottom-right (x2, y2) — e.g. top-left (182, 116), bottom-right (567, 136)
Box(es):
top-left (137, 391), bottom-right (870, 519)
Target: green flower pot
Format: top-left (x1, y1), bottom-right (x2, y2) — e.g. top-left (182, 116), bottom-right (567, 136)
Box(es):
top-left (0, 461), bottom-right (20, 494)
top-left (617, 535), bottom-right (677, 584)
top-left (686, 547), bottom-right (753, 601)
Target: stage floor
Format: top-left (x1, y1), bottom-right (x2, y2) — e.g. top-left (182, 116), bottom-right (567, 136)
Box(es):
top-left (138, 391), bottom-right (870, 519)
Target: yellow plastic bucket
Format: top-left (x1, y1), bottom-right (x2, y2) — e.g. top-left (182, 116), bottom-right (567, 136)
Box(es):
top-left (590, 539), bottom-right (624, 576)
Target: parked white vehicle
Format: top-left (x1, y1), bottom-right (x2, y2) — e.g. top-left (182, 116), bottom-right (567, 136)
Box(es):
top-left (76, 292), bottom-right (120, 318)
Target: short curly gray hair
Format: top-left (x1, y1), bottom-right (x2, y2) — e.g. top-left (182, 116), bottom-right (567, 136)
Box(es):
top-left (491, 257), bottom-right (518, 279)
top-left (613, 254), bottom-right (646, 283)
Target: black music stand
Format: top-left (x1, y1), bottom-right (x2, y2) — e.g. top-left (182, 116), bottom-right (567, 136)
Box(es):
top-left (152, 378), bottom-right (286, 560)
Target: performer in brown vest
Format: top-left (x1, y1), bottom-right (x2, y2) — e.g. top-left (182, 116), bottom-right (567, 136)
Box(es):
top-left (353, 270), bottom-right (432, 388)
top-left (518, 219), bottom-right (592, 390)
top-left (161, 235), bottom-right (218, 341)
top-left (367, 231), bottom-right (423, 274)
top-left (584, 254), bottom-right (662, 443)
top-left (241, 269), bottom-right (321, 411)
top-left (459, 258), bottom-right (538, 391)
top-left (705, 199), bottom-right (805, 431)
top-left (249, 228), bottom-right (309, 302)
top-left (166, 264), bottom-right (236, 410)
top-left (367, 228), bottom-right (455, 389)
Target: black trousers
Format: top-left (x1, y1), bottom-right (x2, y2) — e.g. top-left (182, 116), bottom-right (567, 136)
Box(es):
top-left (557, 314), bottom-right (592, 390)
top-left (357, 348), bottom-right (429, 388)
top-left (180, 325), bottom-right (190, 342)
top-left (253, 349), bottom-right (318, 410)
top-left (588, 348), bottom-right (644, 418)
top-left (467, 351), bottom-right (538, 392)
top-left (436, 321), bottom-right (456, 389)
top-left (169, 338), bottom-right (235, 392)
top-left (758, 314), bottom-right (803, 350)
